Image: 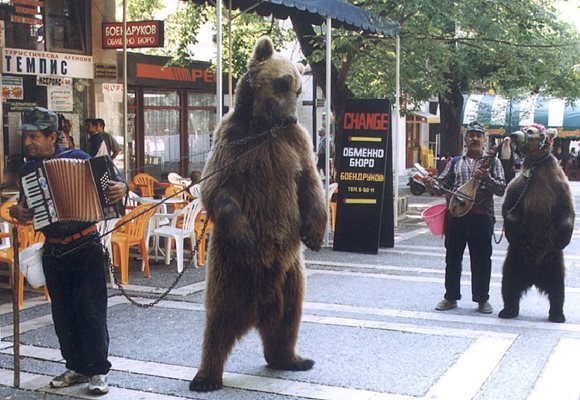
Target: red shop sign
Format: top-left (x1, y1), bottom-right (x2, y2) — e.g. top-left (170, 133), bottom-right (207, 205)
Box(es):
top-left (102, 20), bottom-right (164, 49)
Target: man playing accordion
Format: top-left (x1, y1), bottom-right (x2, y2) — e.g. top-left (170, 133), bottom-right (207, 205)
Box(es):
top-left (9, 107), bottom-right (126, 395)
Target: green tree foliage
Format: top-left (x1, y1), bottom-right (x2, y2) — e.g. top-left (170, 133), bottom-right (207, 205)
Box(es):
top-left (126, 0), bottom-right (580, 155)
top-left (124, 1), bottom-right (292, 75)
top-left (348, 0), bottom-right (580, 153)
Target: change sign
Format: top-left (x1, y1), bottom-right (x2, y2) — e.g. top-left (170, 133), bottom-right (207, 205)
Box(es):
top-left (333, 98), bottom-right (393, 254)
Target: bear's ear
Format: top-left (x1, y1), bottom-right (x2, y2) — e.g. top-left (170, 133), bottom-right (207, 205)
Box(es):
top-left (252, 36), bottom-right (274, 63)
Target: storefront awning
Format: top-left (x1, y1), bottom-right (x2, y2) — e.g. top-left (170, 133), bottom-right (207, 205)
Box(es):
top-left (462, 94), bottom-right (580, 139)
top-left (187, 0), bottom-right (400, 36)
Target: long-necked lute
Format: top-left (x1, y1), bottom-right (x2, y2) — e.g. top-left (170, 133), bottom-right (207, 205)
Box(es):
top-left (448, 145), bottom-right (498, 217)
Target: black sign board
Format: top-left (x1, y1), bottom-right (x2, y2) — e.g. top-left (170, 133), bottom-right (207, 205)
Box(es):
top-left (333, 98), bottom-right (393, 254)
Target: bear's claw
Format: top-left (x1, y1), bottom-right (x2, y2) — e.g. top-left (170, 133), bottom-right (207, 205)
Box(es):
top-left (189, 375), bottom-right (223, 392)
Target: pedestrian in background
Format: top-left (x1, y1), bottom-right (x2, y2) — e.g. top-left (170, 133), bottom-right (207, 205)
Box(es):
top-left (316, 128), bottom-right (334, 178)
top-left (498, 136), bottom-right (516, 183)
top-left (423, 122), bottom-right (506, 314)
top-left (57, 114), bottom-right (75, 149)
top-left (95, 118), bottom-right (122, 160)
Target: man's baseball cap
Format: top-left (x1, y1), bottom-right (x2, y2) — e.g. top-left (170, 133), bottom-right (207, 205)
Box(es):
top-left (19, 107), bottom-right (58, 132)
top-left (466, 121), bottom-right (486, 134)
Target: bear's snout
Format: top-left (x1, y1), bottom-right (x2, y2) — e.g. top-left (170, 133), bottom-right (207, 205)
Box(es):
top-left (263, 97), bottom-right (298, 127)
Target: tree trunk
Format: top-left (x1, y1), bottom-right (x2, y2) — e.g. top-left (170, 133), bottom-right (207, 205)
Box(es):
top-left (438, 84), bottom-right (464, 156)
top-left (291, 16), bottom-right (353, 168)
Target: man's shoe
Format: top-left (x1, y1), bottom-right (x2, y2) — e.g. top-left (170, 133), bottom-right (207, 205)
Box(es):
top-left (478, 301), bottom-right (493, 314)
top-left (88, 375), bottom-right (109, 395)
top-left (435, 299), bottom-right (457, 311)
top-left (50, 369), bottom-right (89, 388)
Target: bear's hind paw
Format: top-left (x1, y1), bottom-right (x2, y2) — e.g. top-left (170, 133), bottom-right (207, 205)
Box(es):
top-left (548, 313), bottom-right (566, 323)
top-left (498, 308), bottom-right (519, 319)
top-left (268, 356), bottom-right (315, 371)
top-left (189, 375), bottom-right (223, 392)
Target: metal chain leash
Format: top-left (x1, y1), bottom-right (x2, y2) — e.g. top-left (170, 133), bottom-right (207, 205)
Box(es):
top-left (46, 122), bottom-right (288, 307)
top-left (493, 167), bottom-right (533, 245)
top-left (104, 218), bottom-right (209, 308)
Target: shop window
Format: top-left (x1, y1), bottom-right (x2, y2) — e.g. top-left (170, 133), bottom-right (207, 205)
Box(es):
top-left (45, 0), bottom-right (88, 53)
top-left (188, 92), bottom-right (216, 172)
top-left (143, 90), bottom-right (180, 179)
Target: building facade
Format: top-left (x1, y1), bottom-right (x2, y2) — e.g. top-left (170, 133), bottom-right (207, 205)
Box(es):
top-left (0, 0), bottom-right (219, 189)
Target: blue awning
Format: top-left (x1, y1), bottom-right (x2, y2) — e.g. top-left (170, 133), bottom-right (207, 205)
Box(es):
top-left (462, 94), bottom-right (580, 138)
top-left (186, 0), bottom-right (400, 36)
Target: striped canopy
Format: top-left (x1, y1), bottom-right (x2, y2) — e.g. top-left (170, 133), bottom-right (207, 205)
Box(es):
top-left (462, 94), bottom-right (580, 138)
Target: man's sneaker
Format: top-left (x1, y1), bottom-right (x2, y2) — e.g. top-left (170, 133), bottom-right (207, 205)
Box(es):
top-left (435, 299), bottom-right (457, 311)
top-left (478, 301), bottom-right (493, 314)
top-left (88, 374), bottom-right (109, 395)
top-left (50, 369), bottom-right (89, 388)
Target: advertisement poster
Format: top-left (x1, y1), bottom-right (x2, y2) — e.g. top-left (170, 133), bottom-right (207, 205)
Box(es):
top-left (333, 98), bottom-right (393, 254)
top-left (2, 76), bottom-right (24, 100)
top-left (47, 86), bottom-right (73, 112)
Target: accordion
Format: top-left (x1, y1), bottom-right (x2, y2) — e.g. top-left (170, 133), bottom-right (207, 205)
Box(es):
top-left (21, 156), bottom-right (125, 230)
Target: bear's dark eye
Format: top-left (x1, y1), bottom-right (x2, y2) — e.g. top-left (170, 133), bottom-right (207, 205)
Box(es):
top-left (273, 76), bottom-right (292, 93)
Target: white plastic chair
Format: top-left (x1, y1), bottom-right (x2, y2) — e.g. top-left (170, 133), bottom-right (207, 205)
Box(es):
top-left (0, 221), bottom-right (10, 250)
top-left (151, 198), bottom-right (204, 272)
top-left (168, 172), bottom-right (191, 188)
top-left (168, 172), bottom-right (184, 185)
top-left (189, 183), bottom-right (201, 198)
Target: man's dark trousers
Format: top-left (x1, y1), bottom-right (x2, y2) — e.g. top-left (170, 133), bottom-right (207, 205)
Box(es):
top-left (42, 234), bottom-right (111, 376)
top-left (443, 213), bottom-right (493, 303)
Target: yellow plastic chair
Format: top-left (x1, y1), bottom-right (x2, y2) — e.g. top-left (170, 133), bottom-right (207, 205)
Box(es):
top-left (111, 203), bottom-right (157, 285)
top-left (133, 173), bottom-right (171, 197)
top-left (163, 185), bottom-right (190, 208)
top-left (328, 182), bottom-right (338, 232)
top-left (194, 210), bottom-right (211, 267)
top-left (0, 200), bottom-right (48, 308)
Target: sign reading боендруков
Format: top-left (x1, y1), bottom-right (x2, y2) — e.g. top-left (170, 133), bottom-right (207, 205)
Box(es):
top-left (102, 21), bottom-right (164, 49)
top-left (2, 48), bottom-right (93, 79)
top-left (333, 98), bottom-right (393, 254)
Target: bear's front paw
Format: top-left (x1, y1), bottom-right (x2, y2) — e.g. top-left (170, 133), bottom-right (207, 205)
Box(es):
top-left (301, 231), bottom-right (323, 251)
top-left (225, 217), bottom-right (256, 250)
top-left (189, 375), bottom-right (223, 392)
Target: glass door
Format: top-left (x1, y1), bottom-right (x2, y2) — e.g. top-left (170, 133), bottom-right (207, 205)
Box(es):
top-left (143, 90), bottom-right (180, 180)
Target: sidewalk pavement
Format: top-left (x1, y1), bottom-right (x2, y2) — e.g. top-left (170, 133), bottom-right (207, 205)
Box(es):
top-left (0, 185), bottom-right (580, 399)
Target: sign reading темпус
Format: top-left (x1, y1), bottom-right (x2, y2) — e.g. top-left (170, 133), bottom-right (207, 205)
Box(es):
top-left (333, 98), bottom-right (393, 254)
top-left (102, 21), bottom-right (164, 49)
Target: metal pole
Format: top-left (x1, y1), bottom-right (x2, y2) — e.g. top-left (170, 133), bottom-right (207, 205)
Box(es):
top-left (216, 0), bottom-right (223, 123)
top-left (228, 0), bottom-right (233, 110)
top-left (11, 227), bottom-right (20, 388)
top-left (393, 35), bottom-right (400, 229)
top-left (324, 17), bottom-right (332, 246)
top-left (122, 0), bottom-right (128, 180)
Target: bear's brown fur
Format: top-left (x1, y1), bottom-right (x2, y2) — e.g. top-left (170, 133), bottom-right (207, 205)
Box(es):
top-left (499, 125), bottom-right (575, 323)
top-left (189, 37), bottom-right (327, 392)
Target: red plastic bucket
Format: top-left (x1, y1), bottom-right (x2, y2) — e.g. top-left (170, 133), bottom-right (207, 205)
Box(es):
top-left (421, 203), bottom-right (447, 235)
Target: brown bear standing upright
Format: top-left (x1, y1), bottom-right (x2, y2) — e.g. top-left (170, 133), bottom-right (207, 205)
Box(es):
top-left (189, 37), bottom-right (327, 392)
top-left (499, 124), bottom-right (575, 323)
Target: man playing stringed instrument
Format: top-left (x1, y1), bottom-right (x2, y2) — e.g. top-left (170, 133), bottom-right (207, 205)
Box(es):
top-left (423, 122), bottom-right (506, 314)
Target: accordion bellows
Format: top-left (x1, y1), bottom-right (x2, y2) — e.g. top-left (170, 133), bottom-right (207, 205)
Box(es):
top-left (21, 156), bottom-right (124, 230)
